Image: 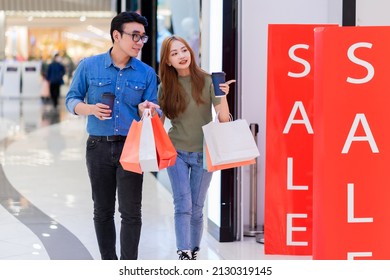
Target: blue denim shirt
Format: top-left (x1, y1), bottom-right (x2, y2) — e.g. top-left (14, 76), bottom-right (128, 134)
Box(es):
top-left (65, 49), bottom-right (158, 136)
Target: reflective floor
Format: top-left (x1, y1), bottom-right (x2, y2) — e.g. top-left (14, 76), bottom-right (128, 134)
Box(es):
top-left (0, 92), bottom-right (310, 260)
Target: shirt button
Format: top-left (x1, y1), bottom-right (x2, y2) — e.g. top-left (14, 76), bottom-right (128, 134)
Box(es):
top-left (117, 87), bottom-right (120, 90)
top-left (99, 82), bottom-right (102, 85)
top-left (135, 86), bottom-right (138, 89)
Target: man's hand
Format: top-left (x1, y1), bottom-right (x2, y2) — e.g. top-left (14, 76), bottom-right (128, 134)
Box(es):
top-left (138, 100), bottom-right (160, 117)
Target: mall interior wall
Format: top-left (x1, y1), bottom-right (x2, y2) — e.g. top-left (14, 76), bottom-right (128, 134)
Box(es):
top-left (356, 0), bottom-right (390, 25)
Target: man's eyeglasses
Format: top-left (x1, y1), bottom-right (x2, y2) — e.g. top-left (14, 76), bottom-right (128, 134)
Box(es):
top-left (122, 31), bottom-right (149, 43)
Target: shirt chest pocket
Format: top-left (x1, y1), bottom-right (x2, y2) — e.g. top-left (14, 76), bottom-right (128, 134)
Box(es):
top-left (123, 81), bottom-right (146, 106)
top-left (89, 78), bottom-right (113, 103)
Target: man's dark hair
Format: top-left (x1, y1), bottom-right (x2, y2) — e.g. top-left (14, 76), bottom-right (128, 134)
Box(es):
top-left (110, 11), bottom-right (148, 43)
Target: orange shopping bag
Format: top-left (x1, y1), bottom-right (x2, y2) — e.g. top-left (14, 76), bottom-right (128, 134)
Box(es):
top-left (120, 119), bottom-right (143, 174)
top-left (151, 114), bottom-right (177, 170)
top-left (203, 144), bottom-right (255, 172)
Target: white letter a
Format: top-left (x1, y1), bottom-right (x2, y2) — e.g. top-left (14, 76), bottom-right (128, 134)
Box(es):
top-left (342, 113), bottom-right (379, 154)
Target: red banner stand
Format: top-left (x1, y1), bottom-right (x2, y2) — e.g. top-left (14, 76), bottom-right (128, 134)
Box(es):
top-left (264, 24), bottom-right (334, 255)
top-left (313, 26), bottom-right (390, 260)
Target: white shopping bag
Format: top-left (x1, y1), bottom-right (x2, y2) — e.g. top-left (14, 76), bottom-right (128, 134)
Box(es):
top-left (202, 116), bottom-right (260, 165)
top-left (139, 109), bottom-right (159, 172)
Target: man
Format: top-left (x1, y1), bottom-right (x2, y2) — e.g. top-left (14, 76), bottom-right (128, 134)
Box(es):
top-left (65, 11), bottom-right (159, 260)
top-left (47, 53), bottom-right (65, 109)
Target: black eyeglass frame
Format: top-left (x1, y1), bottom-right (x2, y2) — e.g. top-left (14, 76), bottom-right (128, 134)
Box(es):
top-left (122, 31), bottom-right (149, 43)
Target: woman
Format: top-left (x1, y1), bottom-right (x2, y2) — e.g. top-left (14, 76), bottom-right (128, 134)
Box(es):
top-left (158, 35), bottom-right (235, 260)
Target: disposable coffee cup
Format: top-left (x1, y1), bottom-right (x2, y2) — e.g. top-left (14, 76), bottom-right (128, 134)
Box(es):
top-left (211, 72), bottom-right (226, 97)
top-left (101, 92), bottom-right (115, 119)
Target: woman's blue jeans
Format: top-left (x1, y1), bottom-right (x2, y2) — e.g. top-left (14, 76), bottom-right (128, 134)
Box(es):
top-left (86, 136), bottom-right (143, 260)
top-left (167, 150), bottom-right (213, 251)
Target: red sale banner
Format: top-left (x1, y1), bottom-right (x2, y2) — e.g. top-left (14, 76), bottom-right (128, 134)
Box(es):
top-left (313, 26), bottom-right (390, 260)
top-left (264, 24), bottom-right (334, 255)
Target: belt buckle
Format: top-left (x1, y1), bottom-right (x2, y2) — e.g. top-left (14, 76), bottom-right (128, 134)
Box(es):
top-left (106, 136), bottom-right (115, 141)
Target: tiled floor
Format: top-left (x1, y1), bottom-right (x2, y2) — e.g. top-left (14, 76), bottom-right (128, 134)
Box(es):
top-left (0, 93), bottom-right (310, 261)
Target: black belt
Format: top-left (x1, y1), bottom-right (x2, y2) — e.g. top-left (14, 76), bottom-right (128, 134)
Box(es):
top-left (89, 135), bottom-right (127, 142)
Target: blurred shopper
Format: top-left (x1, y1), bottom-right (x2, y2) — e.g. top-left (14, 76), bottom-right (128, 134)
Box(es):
top-left (65, 11), bottom-right (159, 260)
top-left (61, 50), bottom-right (75, 85)
top-left (157, 15), bottom-right (172, 63)
top-left (46, 53), bottom-right (65, 109)
top-left (40, 58), bottom-right (51, 105)
top-left (158, 35), bottom-right (235, 260)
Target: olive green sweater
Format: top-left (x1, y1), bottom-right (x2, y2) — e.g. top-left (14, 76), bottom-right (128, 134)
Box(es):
top-left (158, 75), bottom-right (221, 152)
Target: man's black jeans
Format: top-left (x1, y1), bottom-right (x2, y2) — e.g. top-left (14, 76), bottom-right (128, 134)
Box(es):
top-left (86, 136), bottom-right (143, 260)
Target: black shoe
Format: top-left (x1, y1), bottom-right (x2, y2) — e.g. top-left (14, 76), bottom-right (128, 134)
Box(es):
top-left (177, 250), bottom-right (192, 260)
top-left (191, 247), bottom-right (199, 260)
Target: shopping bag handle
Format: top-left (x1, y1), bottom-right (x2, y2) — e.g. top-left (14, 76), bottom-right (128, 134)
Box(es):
top-left (141, 108), bottom-right (152, 120)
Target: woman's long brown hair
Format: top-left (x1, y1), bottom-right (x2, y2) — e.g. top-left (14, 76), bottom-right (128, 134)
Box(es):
top-left (158, 35), bottom-right (208, 119)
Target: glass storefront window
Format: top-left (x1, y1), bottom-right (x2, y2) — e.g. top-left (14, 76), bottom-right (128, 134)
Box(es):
top-left (157, 0), bottom-right (201, 64)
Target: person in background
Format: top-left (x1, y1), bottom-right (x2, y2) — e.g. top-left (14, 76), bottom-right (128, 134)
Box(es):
top-left (158, 35), bottom-right (235, 260)
top-left (61, 50), bottom-right (75, 85)
top-left (157, 15), bottom-right (172, 64)
top-left (46, 53), bottom-right (65, 109)
top-left (40, 57), bottom-right (51, 105)
top-left (65, 11), bottom-right (159, 260)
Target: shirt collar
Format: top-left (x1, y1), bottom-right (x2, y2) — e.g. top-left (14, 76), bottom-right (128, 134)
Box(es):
top-left (104, 48), bottom-right (137, 70)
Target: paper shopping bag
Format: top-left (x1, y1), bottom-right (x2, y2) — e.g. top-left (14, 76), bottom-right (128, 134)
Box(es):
top-left (120, 119), bottom-right (142, 174)
top-left (151, 114), bottom-right (177, 170)
top-left (139, 112), bottom-right (159, 172)
top-left (203, 143), bottom-right (256, 172)
top-left (202, 118), bottom-right (260, 165)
